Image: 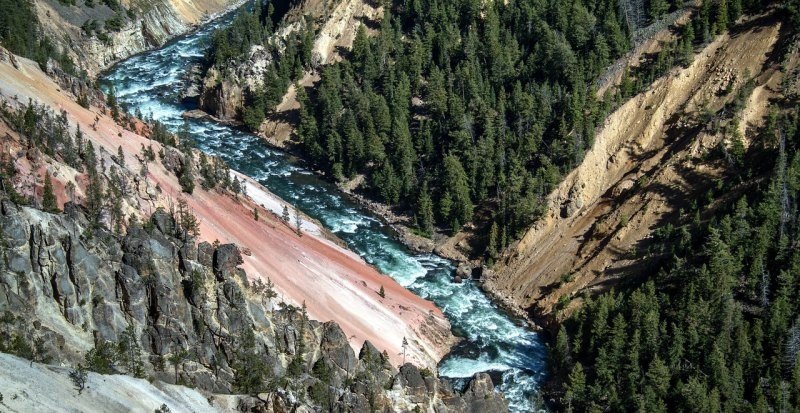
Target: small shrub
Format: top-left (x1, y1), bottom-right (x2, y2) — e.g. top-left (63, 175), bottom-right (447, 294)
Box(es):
top-left (69, 364), bottom-right (88, 394)
top-left (556, 294), bottom-right (571, 311)
top-left (619, 213), bottom-right (630, 228)
top-left (560, 272), bottom-right (575, 284)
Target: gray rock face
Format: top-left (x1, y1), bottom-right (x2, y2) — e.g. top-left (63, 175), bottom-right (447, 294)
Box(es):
top-left (0, 202), bottom-right (508, 412)
top-left (198, 67), bottom-right (245, 120)
top-left (160, 147), bottom-right (185, 174)
top-left (460, 373), bottom-right (508, 413)
top-left (213, 243), bottom-right (243, 279)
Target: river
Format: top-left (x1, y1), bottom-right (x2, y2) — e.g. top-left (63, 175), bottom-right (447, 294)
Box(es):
top-left (102, 11), bottom-right (546, 412)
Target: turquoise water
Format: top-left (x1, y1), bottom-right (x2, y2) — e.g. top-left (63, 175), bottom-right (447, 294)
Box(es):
top-left (102, 12), bottom-right (546, 411)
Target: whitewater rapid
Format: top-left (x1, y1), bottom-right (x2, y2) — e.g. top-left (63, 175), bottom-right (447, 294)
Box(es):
top-left (102, 11), bottom-right (547, 412)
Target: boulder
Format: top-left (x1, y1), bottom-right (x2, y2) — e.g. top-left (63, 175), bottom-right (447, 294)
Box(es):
top-left (197, 241), bottom-right (213, 267)
top-left (461, 373), bottom-right (508, 413)
top-left (161, 147), bottom-right (184, 174)
top-left (213, 243), bottom-right (243, 279)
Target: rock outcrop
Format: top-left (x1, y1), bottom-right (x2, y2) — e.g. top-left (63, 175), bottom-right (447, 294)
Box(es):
top-left (0, 200), bottom-right (506, 411)
top-left (197, 0), bottom-right (382, 128)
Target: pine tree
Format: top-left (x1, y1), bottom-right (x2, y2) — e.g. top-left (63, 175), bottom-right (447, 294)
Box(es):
top-left (681, 23), bottom-right (696, 67)
top-left (487, 221), bottom-right (499, 260)
top-left (116, 145), bottom-right (125, 166)
top-left (441, 155), bottom-right (473, 232)
top-left (117, 325), bottom-right (145, 378)
top-left (551, 326), bottom-right (571, 372)
top-left (107, 86), bottom-right (120, 121)
top-left (714, 0), bottom-right (729, 34)
top-left (282, 204), bottom-right (290, 222)
top-left (649, 0), bottom-right (669, 21)
top-left (42, 171), bottom-right (58, 213)
top-left (168, 348), bottom-right (190, 384)
top-left (416, 182), bottom-right (434, 236)
top-left (294, 205), bottom-right (303, 236)
top-left (565, 362), bottom-right (586, 411)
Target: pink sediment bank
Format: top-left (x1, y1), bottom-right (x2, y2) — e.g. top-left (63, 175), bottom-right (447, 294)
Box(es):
top-left (0, 51), bottom-right (456, 368)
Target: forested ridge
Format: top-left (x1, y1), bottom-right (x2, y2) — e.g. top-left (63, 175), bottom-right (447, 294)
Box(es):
top-left (548, 16), bottom-right (800, 412)
top-left (209, 0), bottom-right (755, 260)
top-left (553, 106), bottom-right (800, 412)
top-left (297, 0), bottom-right (641, 243)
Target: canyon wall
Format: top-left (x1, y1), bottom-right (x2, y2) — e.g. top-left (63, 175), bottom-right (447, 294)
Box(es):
top-left (0, 46), bottom-right (455, 370)
top-left (486, 12), bottom-right (788, 323)
top-left (0, 200), bottom-right (504, 412)
top-left (34, 0), bottom-right (245, 77)
top-left (197, 0), bottom-right (381, 141)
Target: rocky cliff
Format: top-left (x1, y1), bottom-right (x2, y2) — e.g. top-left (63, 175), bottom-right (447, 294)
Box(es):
top-left (0, 199), bottom-right (506, 412)
top-left (33, 0), bottom-right (245, 77)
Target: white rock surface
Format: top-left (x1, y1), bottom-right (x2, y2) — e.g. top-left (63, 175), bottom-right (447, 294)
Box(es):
top-left (0, 353), bottom-right (240, 412)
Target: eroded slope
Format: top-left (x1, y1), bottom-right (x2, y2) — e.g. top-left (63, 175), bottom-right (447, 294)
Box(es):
top-left (486, 12), bottom-right (787, 321)
top-left (0, 47), bottom-right (453, 368)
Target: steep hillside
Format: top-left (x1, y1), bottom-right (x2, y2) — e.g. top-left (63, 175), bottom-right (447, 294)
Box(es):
top-left (0, 46), bottom-right (455, 369)
top-left (0, 349), bottom-right (501, 412)
top-left (33, 0), bottom-right (245, 77)
top-left (0, 201), bottom-right (504, 412)
top-left (486, 11), bottom-right (789, 322)
top-left (197, 0), bottom-right (381, 131)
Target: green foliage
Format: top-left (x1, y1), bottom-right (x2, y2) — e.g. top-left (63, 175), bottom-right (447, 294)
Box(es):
top-left (85, 340), bottom-right (118, 374)
top-left (107, 86), bottom-right (120, 121)
top-left (649, 0), bottom-right (670, 21)
top-left (310, 359), bottom-right (333, 410)
top-left (233, 328), bottom-right (271, 394)
top-left (178, 166), bottom-right (195, 194)
top-left (117, 325), bottom-right (145, 378)
top-left (0, 0), bottom-right (77, 74)
top-left (208, 10), bottom-right (266, 67)
top-left (0, 331), bottom-right (50, 365)
top-left (440, 155), bottom-right (473, 232)
top-left (553, 103), bottom-right (800, 412)
top-left (167, 348), bottom-right (190, 384)
top-left (0, 152), bottom-right (27, 205)
top-left (104, 14), bottom-right (124, 32)
top-left (789, 0), bottom-right (800, 24)
top-left (41, 172), bottom-right (59, 213)
top-left (290, 0), bottom-right (636, 240)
